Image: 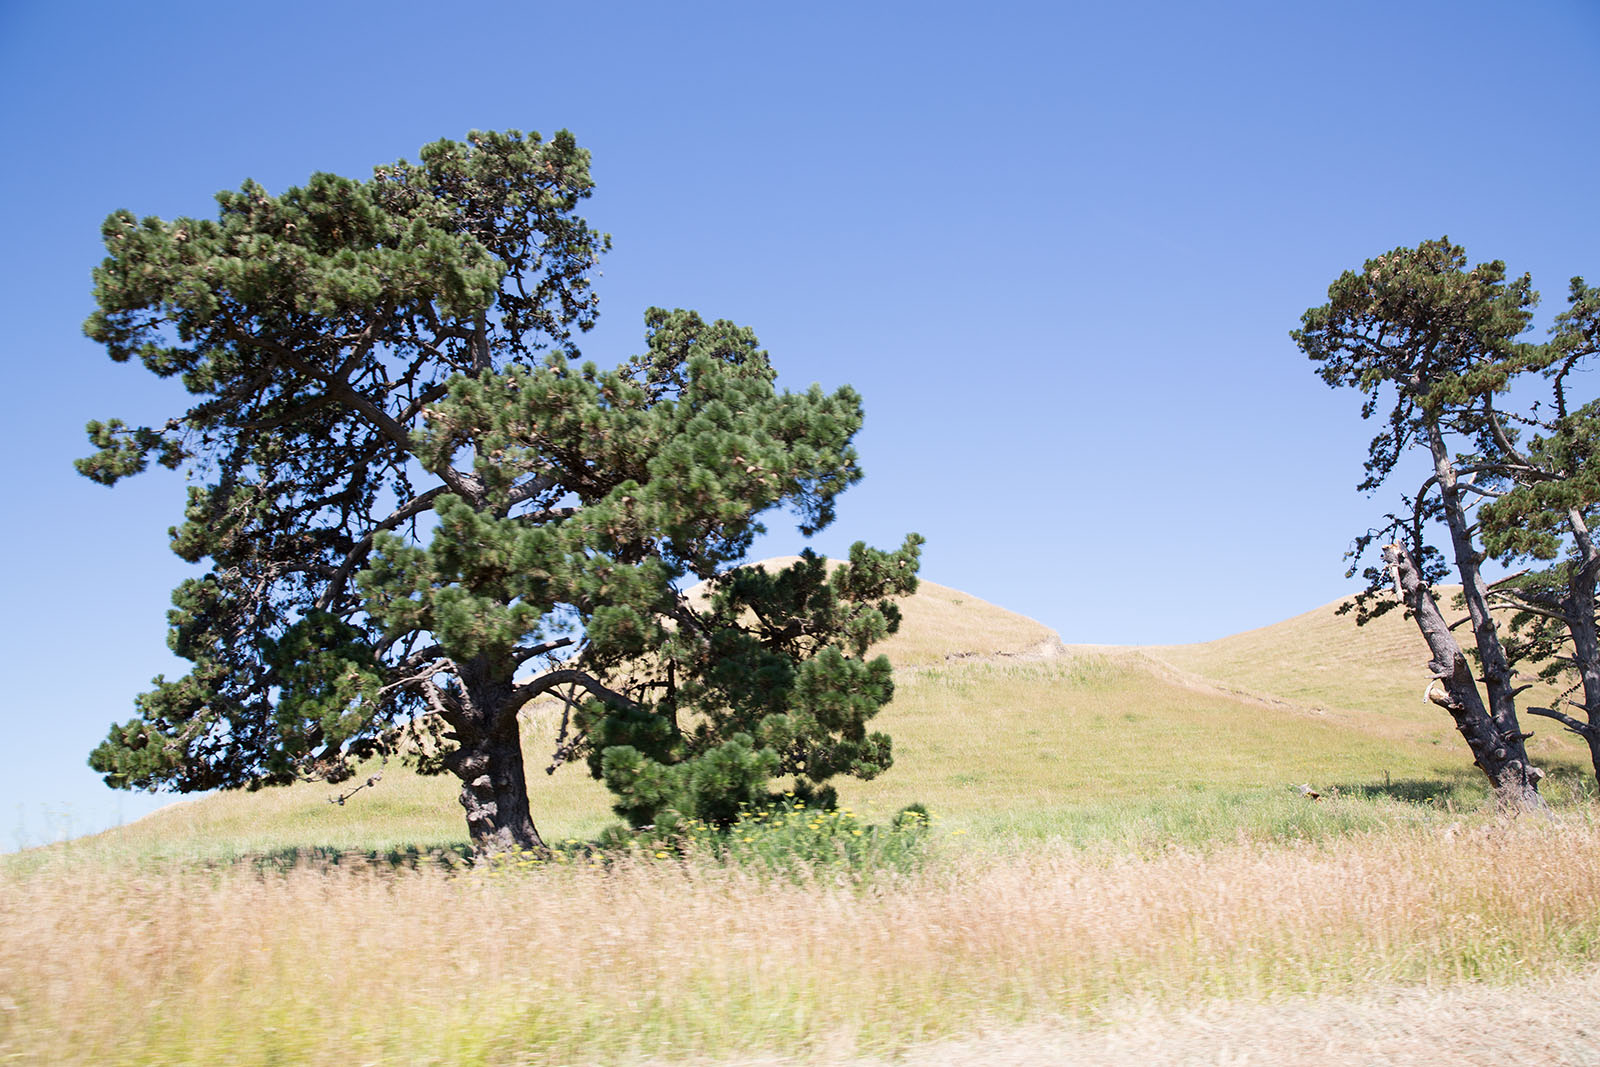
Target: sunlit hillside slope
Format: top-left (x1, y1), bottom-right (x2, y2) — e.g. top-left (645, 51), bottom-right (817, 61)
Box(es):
top-left (1141, 587), bottom-right (1479, 714)
top-left (1136, 588), bottom-right (1584, 777)
top-left (682, 555), bottom-right (1062, 666)
top-left (53, 569), bottom-right (1594, 863)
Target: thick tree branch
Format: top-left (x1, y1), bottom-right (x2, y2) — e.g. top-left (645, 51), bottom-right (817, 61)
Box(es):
top-left (221, 319), bottom-right (483, 502)
top-left (1570, 508), bottom-right (1600, 574)
top-left (1484, 401), bottom-right (1538, 471)
top-left (1457, 481), bottom-right (1505, 500)
top-left (510, 668), bottom-right (641, 711)
top-left (1485, 594), bottom-right (1569, 623)
top-left (506, 471), bottom-right (564, 510)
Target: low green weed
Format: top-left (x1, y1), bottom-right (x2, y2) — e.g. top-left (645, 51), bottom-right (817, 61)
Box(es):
top-left (676, 797), bottom-right (935, 878)
top-left (483, 797), bottom-right (938, 882)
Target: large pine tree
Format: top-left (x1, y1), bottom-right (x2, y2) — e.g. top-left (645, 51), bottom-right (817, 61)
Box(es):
top-left (81, 129), bottom-right (919, 852)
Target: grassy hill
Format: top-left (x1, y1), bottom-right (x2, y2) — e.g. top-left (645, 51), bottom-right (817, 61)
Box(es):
top-left (55, 568), bottom-right (1595, 865)
top-left (1136, 589), bottom-right (1589, 784)
top-left (12, 568), bottom-right (1600, 1066)
top-left (1142, 586), bottom-right (1518, 714)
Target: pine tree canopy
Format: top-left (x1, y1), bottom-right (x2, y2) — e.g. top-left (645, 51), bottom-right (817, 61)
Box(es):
top-left (1296, 236), bottom-right (1600, 803)
top-left (80, 129), bottom-right (921, 851)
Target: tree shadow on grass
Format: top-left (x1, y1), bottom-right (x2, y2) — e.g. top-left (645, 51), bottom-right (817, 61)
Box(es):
top-left (1534, 755), bottom-right (1593, 779)
top-left (1330, 777), bottom-right (1478, 807)
top-left (1333, 757), bottom-right (1595, 809)
top-left (1532, 757), bottom-right (1598, 804)
top-left (239, 842), bottom-right (474, 872)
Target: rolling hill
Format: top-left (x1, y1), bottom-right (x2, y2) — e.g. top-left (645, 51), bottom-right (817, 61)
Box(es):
top-left (65, 568), bottom-right (1594, 861)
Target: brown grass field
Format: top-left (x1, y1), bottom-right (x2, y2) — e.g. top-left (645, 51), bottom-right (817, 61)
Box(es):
top-left (6, 572), bottom-right (1600, 1064)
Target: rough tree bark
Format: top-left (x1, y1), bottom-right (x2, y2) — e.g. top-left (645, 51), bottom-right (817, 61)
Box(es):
top-left (1383, 542), bottom-right (1544, 809)
top-left (442, 659), bottom-right (546, 853)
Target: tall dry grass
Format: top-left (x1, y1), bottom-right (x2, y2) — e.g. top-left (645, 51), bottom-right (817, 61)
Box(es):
top-left (7, 817), bottom-right (1600, 1065)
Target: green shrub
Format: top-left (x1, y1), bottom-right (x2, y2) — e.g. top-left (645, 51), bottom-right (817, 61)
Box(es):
top-left (484, 798), bottom-right (936, 882)
top-left (670, 797), bottom-right (934, 879)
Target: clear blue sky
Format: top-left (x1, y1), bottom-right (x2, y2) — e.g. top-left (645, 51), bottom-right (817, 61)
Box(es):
top-left (3, 0), bottom-right (1597, 846)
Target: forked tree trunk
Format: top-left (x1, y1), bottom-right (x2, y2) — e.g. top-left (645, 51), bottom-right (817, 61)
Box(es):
top-left (443, 660), bottom-right (547, 855)
top-left (1383, 543), bottom-right (1544, 809)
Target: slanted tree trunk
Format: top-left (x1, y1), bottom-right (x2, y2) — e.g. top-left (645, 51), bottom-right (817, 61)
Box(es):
top-left (1421, 413), bottom-right (1532, 756)
top-left (443, 658), bottom-right (546, 855)
top-left (1383, 542), bottom-right (1544, 809)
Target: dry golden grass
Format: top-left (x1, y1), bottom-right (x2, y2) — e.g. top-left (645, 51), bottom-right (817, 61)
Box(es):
top-left (6, 818), bottom-right (1600, 1065)
top-left (852, 655), bottom-right (1457, 812)
top-left (1139, 590), bottom-right (1449, 715)
top-left (861, 576), bottom-right (1061, 667)
top-left (1143, 587), bottom-right (1562, 716)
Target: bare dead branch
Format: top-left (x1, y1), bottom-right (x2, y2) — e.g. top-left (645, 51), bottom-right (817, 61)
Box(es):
top-left (1526, 705), bottom-right (1597, 739)
top-left (510, 636), bottom-right (576, 666)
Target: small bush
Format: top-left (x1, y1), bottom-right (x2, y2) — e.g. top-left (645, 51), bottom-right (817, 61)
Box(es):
top-left (672, 797), bottom-right (934, 879)
top-left (484, 799), bottom-right (937, 882)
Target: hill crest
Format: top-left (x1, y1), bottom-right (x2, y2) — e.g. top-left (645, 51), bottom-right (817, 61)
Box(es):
top-left (689, 555), bottom-right (1064, 667)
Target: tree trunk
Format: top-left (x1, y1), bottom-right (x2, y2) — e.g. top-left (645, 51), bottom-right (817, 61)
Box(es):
top-left (444, 659), bottom-right (547, 855)
top-left (1421, 418), bottom-right (1529, 748)
top-left (1383, 542), bottom-right (1544, 809)
top-left (1563, 518), bottom-right (1600, 784)
top-left (1524, 564), bottom-right (1600, 785)
top-left (1568, 601), bottom-right (1600, 782)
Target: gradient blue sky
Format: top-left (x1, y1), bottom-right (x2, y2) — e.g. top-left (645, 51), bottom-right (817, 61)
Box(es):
top-left (3, 0), bottom-right (1597, 846)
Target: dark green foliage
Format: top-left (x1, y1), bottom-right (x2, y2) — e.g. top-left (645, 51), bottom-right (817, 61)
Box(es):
top-left (84, 129), bottom-right (605, 803)
top-left (1294, 238), bottom-right (1539, 613)
top-left (79, 129), bottom-right (920, 850)
top-left (571, 540), bottom-right (920, 829)
top-left (1475, 278), bottom-right (1600, 564)
top-left (1467, 278), bottom-right (1600, 773)
top-left (491, 800), bottom-right (936, 883)
top-left (1294, 238), bottom-right (1550, 805)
